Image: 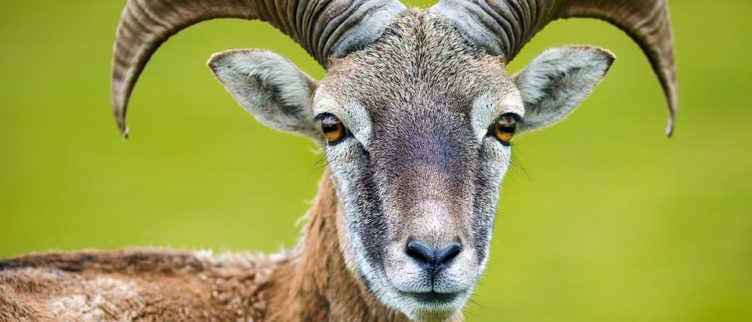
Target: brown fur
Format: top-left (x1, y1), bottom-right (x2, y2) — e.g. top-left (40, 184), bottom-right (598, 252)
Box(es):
top-left (0, 171), bottom-right (460, 322)
top-left (0, 247), bottom-right (282, 321)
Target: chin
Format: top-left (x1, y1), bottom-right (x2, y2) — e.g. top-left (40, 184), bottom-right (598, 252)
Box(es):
top-left (407, 302), bottom-right (465, 322)
top-left (380, 286), bottom-right (471, 322)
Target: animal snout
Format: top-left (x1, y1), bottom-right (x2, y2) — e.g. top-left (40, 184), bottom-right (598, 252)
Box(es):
top-left (406, 240), bottom-right (462, 274)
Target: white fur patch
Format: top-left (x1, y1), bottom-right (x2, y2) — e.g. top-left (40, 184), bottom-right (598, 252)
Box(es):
top-left (192, 249), bottom-right (288, 268)
top-left (49, 277), bottom-right (142, 321)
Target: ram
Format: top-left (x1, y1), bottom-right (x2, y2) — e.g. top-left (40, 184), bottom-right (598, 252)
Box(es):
top-left (0, 0), bottom-right (677, 321)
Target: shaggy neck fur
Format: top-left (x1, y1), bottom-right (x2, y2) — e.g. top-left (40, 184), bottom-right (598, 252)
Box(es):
top-left (264, 170), bottom-right (409, 322)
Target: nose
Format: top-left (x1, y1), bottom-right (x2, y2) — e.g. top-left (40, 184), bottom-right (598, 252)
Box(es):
top-left (406, 240), bottom-right (462, 273)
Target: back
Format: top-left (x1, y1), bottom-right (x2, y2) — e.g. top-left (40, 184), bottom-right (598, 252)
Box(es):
top-left (0, 249), bottom-right (282, 321)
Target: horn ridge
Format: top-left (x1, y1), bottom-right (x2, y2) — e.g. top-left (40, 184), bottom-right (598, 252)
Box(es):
top-left (431, 0), bottom-right (678, 136)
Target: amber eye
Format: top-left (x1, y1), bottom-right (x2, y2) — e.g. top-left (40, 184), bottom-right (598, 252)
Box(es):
top-left (320, 114), bottom-right (348, 144)
top-left (493, 114), bottom-right (520, 145)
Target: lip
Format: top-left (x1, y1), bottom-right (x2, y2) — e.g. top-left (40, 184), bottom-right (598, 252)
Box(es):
top-left (402, 291), bottom-right (461, 305)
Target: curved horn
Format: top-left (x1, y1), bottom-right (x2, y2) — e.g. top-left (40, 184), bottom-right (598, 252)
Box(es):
top-left (112, 0), bottom-right (406, 137)
top-left (430, 0), bottom-right (678, 136)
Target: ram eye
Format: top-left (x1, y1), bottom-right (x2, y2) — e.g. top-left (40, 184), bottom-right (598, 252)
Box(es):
top-left (320, 114), bottom-right (348, 144)
top-left (493, 114), bottom-right (520, 145)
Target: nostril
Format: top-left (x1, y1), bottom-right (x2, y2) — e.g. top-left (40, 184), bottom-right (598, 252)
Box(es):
top-left (436, 242), bottom-right (461, 264)
top-left (406, 240), bottom-right (463, 269)
top-left (406, 241), bottom-right (434, 266)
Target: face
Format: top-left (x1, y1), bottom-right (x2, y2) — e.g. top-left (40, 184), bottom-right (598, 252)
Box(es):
top-left (210, 11), bottom-right (614, 321)
top-left (313, 14), bottom-right (523, 321)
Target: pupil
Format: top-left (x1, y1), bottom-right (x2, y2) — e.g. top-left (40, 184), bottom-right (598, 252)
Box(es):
top-left (320, 115), bottom-right (345, 142)
top-left (498, 116), bottom-right (517, 134)
top-left (321, 116), bottom-right (340, 133)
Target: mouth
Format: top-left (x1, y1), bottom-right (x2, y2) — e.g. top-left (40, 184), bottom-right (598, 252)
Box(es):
top-left (402, 291), bottom-right (462, 305)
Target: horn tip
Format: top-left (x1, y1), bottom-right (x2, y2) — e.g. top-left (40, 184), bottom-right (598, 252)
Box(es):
top-left (665, 86), bottom-right (679, 138)
top-left (115, 111), bottom-right (130, 139)
top-left (664, 104), bottom-right (677, 138)
top-left (665, 120), bottom-right (674, 138)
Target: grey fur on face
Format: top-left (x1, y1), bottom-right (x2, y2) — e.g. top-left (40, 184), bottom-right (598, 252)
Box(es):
top-left (304, 12), bottom-right (610, 320)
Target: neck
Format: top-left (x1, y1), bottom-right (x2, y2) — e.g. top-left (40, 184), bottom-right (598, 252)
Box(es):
top-left (264, 170), bottom-right (408, 322)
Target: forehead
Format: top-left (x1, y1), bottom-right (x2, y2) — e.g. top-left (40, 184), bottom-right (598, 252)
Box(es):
top-left (317, 11), bottom-right (520, 127)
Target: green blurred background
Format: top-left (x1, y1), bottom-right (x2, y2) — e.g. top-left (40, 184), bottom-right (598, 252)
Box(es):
top-left (0, 1), bottom-right (749, 321)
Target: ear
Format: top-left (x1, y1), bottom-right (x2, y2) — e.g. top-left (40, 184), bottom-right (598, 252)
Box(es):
top-left (514, 46), bottom-right (615, 133)
top-left (209, 49), bottom-right (320, 139)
